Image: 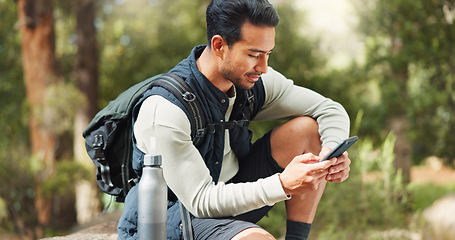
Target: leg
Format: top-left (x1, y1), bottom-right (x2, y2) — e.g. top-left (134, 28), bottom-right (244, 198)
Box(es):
top-left (230, 117), bottom-right (323, 240)
top-left (231, 227), bottom-right (276, 240)
top-left (191, 217), bottom-right (272, 240)
top-left (270, 117), bottom-right (325, 230)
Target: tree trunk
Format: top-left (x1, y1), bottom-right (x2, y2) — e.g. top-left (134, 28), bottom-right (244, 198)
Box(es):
top-left (388, 115), bottom-right (412, 184)
top-left (74, 0), bottom-right (102, 224)
top-left (17, 0), bottom-right (59, 226)
top-left (386, 35), bottom-right (411, 184)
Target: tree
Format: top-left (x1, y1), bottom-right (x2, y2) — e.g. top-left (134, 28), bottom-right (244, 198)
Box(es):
top-left (73, 0), bottom-right (102, 224)
top-left (17, 0), bottom-right (61, 226)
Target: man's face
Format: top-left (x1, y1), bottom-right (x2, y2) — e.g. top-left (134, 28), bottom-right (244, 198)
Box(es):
top-left (220, 22), bottom-right (275, 90)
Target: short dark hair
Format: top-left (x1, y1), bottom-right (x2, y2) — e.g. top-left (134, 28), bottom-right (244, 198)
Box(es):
top-left (206, 0), bottom-right (279, 47)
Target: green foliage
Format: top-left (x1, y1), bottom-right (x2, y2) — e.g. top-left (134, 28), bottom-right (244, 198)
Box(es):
top-left (408, 182), bottom-right (455, 212)
top-left (256, 133), bottom-right (419, 239)
top-left (269, 2), bottom-right (326, 86)
top-left (313, 133), bottom-right (409, 239)
top-left (0, 0), bottom-right (27, 148)
top-left (0, 1), bottom-right (32, 233)
top-left (40, 160), bottom-right (91, 199)
top-left (34, 82), bottom-right (86, 135)
top-left (0, 152), bottom-right (91, 234)
top-left (2, 0), bottom-right (455, 236)
top-left (257, 201), bottom-right (287, 237)
top-left (0, 146), bottom-right (36, 233)
top-left (97, 0), bottom-right (209, 106)
top-left (352, 0), bottom-right (455, 163)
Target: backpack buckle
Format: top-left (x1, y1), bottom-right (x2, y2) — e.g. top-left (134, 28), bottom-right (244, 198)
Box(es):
top-left (234, 119), bottom-right (250, 127)
top-left (196, 128), bottom-right (207, 137)
top-left (182, 92), bottom-right (196, 102)
top-left (93, 134), bottom-right (106, 164)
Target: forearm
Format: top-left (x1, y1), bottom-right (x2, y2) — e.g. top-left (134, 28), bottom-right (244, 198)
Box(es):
top-left (134, 96), bottom-right (289, 218)
top-left (256, 67), bottom-right (350, 148)
top-left (156, 125), bottom-right (288, 218)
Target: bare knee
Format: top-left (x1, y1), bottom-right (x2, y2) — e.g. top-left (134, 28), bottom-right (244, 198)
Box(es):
top-left (290, 116), bottom-right (319, 138)
top-left (271, 116), bottom-right (321, 166)
top-left (286, 116), bottom-right (320, 153)
top-left (230, 227), bottom-right (276, 240)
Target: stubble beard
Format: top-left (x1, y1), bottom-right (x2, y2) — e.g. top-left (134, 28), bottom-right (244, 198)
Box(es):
top-left (221, 67), bottom-right (257, 90)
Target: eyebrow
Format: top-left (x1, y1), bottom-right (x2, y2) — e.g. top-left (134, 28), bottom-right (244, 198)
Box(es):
top-left (249, 46), bottom-right (275, 54)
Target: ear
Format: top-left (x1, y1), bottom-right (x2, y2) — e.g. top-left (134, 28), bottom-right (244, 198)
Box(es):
top-left (210, 35), bottom-right (227, 60)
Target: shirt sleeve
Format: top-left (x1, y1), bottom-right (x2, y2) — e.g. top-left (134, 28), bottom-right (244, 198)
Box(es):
top-left (255, 67), bottom-right (351, 148)
top-left (134, 95), bottom-right (290, 218)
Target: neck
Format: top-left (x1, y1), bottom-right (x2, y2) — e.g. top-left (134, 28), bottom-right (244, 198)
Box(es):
top-left (196, 46), bottom-right (233, 93)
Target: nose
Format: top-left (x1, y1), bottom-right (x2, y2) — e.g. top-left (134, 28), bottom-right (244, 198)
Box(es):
top-left (255, 55), bottom-right (269, 74)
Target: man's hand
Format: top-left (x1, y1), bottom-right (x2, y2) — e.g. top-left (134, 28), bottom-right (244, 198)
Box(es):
top-left (319, 146), bottom-right (351, 183)
top-left (279, 153), bottom-right (336, 196)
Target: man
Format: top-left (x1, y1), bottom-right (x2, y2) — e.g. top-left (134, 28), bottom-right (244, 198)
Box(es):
top-left (118, 0), bottom-right (352, 239)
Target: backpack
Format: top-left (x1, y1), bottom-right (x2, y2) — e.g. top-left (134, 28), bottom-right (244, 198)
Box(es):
top-left (82, 73), bottom-right (206, 202)
top-left (82, 73), bottom-right (255, 202)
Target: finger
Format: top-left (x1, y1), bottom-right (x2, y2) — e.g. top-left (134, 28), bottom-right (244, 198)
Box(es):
top-left (328, 160), bottom-right (348, 174)
top-left (295, 153), bottom-right (319, 164)
top-left (327, 167), bottom-right (350, 182)
top-left (308, 159), bottom-right (336, 173)
top-left (319, 146), bottom-right (332, 159)
top-left (336, 151), bottom-right (349, 163)
top-left (319, 158), bottom-right (336, 167)
top-left (302, 158), bottom-right (320, 164)
top-left (313, 169), bottom-right (331, 179)
top-left (332, 154), bottom-right (351, 169)
top-left (327, 171), bottom-right (349, 183)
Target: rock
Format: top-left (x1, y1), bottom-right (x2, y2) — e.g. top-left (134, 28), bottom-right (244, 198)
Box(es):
top-left (41, 211), bottom-right (121, 240)
top-left (42, 221), bottom-right (118, 240)
top-left (422, 193), bottom-right (455, 240)
top-left (425, 156), bottom-right (444, 171)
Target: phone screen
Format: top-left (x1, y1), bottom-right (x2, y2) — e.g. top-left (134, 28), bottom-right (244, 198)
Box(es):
top-left (321, 136), bottom-right (358, 161)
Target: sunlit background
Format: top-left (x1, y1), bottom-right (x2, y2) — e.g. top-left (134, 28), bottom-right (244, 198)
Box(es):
top-left (297, 0), bottom-right (364, 69)
top-left (1, 0), bottom-right (455, 239)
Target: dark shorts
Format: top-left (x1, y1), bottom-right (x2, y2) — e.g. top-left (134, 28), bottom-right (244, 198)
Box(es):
top-left (191, 130), bottom-right (285, 240)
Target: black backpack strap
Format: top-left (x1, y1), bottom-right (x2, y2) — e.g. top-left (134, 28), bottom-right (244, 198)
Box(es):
top-left (149, 74), bottom-right (206, 147)
top-left (92, 134), bottom-right (115, 188)
top-left (205, 120), bottom-right (250, 134)
top-left (202, 89), bottom-right (255, 134)
top-left (245, 89), bottom-right (255, 119)
top-left (179, 201), bottom-right (194, 240)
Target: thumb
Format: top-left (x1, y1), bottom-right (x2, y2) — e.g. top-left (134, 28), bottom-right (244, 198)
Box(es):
top-left (319, 146), bottom-right (332, 159)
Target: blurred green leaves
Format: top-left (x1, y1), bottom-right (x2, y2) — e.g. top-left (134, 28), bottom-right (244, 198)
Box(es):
top-left (353, 0), bottom-right (455, 163)
top-left (1, 0), bottom-right (455, 236)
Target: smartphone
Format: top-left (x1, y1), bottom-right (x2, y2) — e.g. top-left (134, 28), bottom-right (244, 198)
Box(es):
top-left (320, 136), bottom-right (358, 161)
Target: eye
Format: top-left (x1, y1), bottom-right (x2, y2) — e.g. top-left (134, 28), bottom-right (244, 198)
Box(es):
top-left (248, 54), bottom-right (259, 59)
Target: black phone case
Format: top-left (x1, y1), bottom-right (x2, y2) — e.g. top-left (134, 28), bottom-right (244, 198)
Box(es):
top-left (321, 136), bottom-right (358, 161)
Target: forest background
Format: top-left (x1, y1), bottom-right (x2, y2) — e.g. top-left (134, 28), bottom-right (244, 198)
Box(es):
top-left (1, 0), bottom-right (455, 239)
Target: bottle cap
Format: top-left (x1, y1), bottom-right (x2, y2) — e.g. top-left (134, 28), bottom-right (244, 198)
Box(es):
top-left (144, 154), bottom-right (162, 166)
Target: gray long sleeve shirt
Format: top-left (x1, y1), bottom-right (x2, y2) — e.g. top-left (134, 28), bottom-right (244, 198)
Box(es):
top-left (133, 67), bottom-right (350, 218)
